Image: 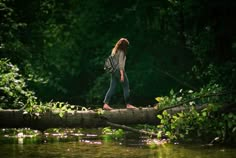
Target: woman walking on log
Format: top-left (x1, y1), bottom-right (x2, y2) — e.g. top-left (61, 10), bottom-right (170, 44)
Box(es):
top-left (103, 38), bottom-right (137, 110)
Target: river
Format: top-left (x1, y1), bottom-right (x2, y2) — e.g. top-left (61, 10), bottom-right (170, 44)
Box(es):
top-left (0, 128), bottom-right (235, 158)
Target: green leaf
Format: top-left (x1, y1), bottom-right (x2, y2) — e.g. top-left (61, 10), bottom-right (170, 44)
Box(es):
top-left (163, 110), bottom-right (168, 116)
top-left (228, 122), bottom-right (233, 128)
top-left (179, 134), bottom-right (184, 138)
top-left (177, 97), bottom-right (182, 102)
top-left (23, 111), bottom-right (28, 115)
top-left (202, 112), bottom-right (207, 117)
top-left (228, 113), bottom-right (234, 118)
top-left (188, 90), bottom-right (193, 93)
top-left (232, 127), bottom-right (236, 133)
top-left (157, 115), bottom-right (163, 119)
top-left (166, 131), bottom-right (171, 137)
top-left (161, 120), bottom-right (165, 124)
top-left (59, 112), bottom-right (64, 118)
top-left (173, 115), bottom-right (178, 120)
top-left (189, 101), bottom-right (195, 105)
top-left (157, 131), bottom-right (162, 138)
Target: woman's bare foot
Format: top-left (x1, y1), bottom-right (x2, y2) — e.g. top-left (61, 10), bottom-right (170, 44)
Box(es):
top-left (126, 104), bottom-right (137, 109)
top-left (103, 104), bottom-right (113, 110)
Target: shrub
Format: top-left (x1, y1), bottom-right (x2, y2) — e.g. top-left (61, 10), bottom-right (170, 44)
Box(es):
top-left (0, 58), bottom-right (37, 109)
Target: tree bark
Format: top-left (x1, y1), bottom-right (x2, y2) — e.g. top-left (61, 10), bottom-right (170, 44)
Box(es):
top-left (0, 108), bottom-right (159, 130)
top-left (1, 102), bottom-right (231, 131)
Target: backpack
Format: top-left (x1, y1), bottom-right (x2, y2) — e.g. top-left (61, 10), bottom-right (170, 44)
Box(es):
top-left (104, 55), bottom-right (118, 73)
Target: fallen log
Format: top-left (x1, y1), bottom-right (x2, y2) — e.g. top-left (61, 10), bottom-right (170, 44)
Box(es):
top-left (0, 103), bottom-right (219, 131)
top-left (0, 108), bottom-right (159, 130)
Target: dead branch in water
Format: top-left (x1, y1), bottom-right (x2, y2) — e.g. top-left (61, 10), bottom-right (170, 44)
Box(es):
top-left (106, 121), bottom-right (158, 138)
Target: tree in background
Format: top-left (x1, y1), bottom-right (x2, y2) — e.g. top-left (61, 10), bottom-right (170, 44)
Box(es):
top-left (0, 0), bottom-right (235, 108)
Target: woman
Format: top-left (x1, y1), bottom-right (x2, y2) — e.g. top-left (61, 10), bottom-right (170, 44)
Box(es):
top-left (103, 38), bottom-right (137, 110)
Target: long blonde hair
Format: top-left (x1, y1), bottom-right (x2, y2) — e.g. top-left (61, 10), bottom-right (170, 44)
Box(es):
top-left (111, 38), bottom-right (129, 56)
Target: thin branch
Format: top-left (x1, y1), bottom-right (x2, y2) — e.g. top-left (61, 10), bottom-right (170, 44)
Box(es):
top-left (155, 67), bottom-right (197, 90)
top-left (159, 90), bottom-right (236, 112)
top-left (106, 121), bottom-right (158, 137)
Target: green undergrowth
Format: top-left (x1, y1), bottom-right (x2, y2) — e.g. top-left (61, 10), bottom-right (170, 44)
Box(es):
top-left (155, 86), bottom-right (236, 144)
top-left (0, 58), bottom-right (85, 118)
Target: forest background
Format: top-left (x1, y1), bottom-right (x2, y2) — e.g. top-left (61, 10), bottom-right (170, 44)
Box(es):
top-left (1, 0), bottom-right (236, 109)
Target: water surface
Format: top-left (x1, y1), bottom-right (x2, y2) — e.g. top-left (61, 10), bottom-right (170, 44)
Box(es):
top-left (0, 129), bottom-right (235, 158)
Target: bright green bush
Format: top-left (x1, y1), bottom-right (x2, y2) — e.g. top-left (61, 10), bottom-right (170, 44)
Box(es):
top-left (0, 58), bottom-right (81, 119)
top-left (156, 86), bottom-right (236, 143)
top-left (0, 58), bottom-right (37, 109)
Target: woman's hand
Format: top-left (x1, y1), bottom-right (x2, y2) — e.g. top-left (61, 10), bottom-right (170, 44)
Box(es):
top-left (120, 75), bottom-right (124, 82)
top-left (120, 70), bottom-right (124, 82)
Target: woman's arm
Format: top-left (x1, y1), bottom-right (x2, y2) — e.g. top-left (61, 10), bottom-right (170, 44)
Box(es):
top-left (120, 70), bottom-right (124, 82)
top-left (118, 50), bottom-right (126, 82)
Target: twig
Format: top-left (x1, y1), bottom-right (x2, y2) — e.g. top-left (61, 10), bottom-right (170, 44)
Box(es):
top-left (155, 67), bottom-right (197, 90)
top-left (106, 121), bottom-right (158, 137)
top-left (159, 91), bottom-right (236, 112)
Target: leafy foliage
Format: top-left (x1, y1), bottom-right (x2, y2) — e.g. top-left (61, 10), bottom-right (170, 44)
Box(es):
top-left (0, 58), bottom-right (79, 118)
top-left (1, 0), bottom-right (235, 106)
top-left (157, 107), bottom-right (236, 143)
top-left (23, 101), bottom-right (75, 119)
top-left (0, 1), bottom-right (236, 144)
top-left (0, 58), bottom-right (37, 109)
top-left (156, 85), bottom-right (236, 143)
top-left (156, 83), bottom-right (224, 110)
top-left (189, 62), bottom-right (236, 90)
top-left (102, 127), bottom-right (124, 141)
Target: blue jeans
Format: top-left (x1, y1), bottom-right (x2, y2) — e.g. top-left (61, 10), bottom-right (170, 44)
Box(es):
top-left (103, 70), bottom-right (130, 104)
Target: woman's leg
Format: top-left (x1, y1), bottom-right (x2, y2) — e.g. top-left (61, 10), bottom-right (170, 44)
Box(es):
top-left (122, 72), bottom-right (130, 104)
top-left (103, 74), bottom-right (118, 105)
top-left (122, 73), bottom-right (137, 109)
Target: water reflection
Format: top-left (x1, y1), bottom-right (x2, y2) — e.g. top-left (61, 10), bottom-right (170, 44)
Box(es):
top-left (1, 142), bottom-right (235, 158)
top-left (0, 128), bottom-right (235, 158)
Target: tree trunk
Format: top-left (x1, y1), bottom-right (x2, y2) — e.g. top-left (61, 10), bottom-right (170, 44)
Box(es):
top-left (1, 103), bottom-right (229, 130)
top-left (0, 108), bottom-right (159, 130)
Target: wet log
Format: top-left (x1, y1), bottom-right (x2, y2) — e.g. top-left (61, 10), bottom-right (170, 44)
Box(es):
top-left (0, 104), bottom-right (214, 130)
top-left (0, 108), bottom-right (159, 130)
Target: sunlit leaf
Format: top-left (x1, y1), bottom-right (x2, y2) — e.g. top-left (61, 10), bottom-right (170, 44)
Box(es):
top-left (59, 112), bottom-right (64, 118)
top-left (188, 90), bottom-right (193, 93)
top-left (202, 112), bottom-right (207, 117)
top-left (177, 97), bottom-right (182, 102)
top-left (232, 127), bottom-right (236, 133)
top-left (157, 115), bottom-right (163, 119)
top-left (155, 97), bottom-right (164, 102)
